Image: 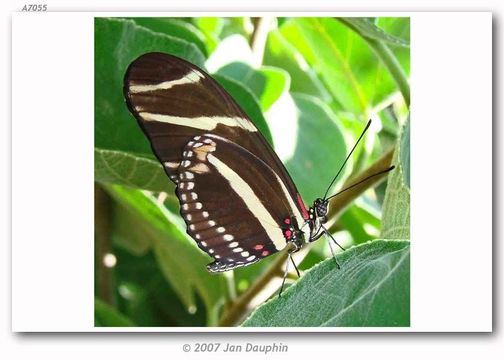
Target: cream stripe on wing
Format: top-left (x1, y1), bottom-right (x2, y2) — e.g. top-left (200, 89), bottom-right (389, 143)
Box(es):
top-left (164, 161), bottom-right (179, 169)
top-left (207, 154), bottom-right (286, 251)
top-left (272, 173), bottom-right (309, 243)
top-left (139, 113), bottom-right (258, 132)
top-left (129, 70), bottom-right (204, 93)
top-left (205, 133), bottom-right (307, 243)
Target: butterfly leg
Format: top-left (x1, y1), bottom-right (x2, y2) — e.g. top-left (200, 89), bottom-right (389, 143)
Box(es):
top-left (278, 253), bottom-right (291, 298)
top-left (326, 236), bottom-right (341, 270)
top-left (278, 251), bottom-right (301, 297)
top-left (321, 224), bottom-right (345, 269)
top-left (290, 254), bottom-right (300, 277)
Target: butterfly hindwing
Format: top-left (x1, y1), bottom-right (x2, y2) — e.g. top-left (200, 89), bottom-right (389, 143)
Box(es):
top-left (176, 134), bottom-right (307, 272)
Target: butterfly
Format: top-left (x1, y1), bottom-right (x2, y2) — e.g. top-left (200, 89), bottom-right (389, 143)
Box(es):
top-left (123, 52), bottom-right (393, 283)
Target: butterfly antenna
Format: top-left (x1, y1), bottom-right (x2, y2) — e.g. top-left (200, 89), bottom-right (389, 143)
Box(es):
top-left (325, 165), bottom-right (395, 201)
top-left (323, 119), bottom-right (372, 200)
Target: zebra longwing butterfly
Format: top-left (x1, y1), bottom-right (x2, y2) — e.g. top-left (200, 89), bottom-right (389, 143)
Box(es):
top-left (124, 52), bottom-right (390, 274)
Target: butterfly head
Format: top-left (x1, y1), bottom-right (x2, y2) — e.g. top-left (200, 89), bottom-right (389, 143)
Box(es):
top-left (314, 198), bottom-right (329, 218)
top-left (308, 198), bottom-right (329, 242)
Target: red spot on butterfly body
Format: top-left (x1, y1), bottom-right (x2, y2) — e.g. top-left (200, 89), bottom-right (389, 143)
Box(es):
top-left (297, 193), bottom-right (309, 220)
top-left (284, 229), bottom-right (292, 239)
top-left (261, 250), bottom-right (269, 257)
top-left (254, 244), bottom-right (264, 250)
top-left (284, 218), bottom-right (291, 225)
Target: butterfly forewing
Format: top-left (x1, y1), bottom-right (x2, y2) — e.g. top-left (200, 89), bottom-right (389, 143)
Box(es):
top-left (176, 134), bottom-right (308, 271)
top-left (124, 53), bottom-right (303, 203)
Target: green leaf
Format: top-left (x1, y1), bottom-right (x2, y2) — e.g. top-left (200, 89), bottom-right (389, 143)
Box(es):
top-left (111, 200), bottom-right (153, 256)
top-left (130, 18), bottom-right (208, 56)
top-left (279, 18), bottom-right (407, 116)
top-left (104, 184), bottom-right (227, 326)
top-left (95, 298), bottom-right (136, 327)
top-left (381, 121), bottom-right (410, 239)
top-left (205, 34), bottom-right (254, 71)
top-left (113, 250), bottom-right (207, 326)
top-left (338, 18), bottom-right (410, 47)
top-left (377, 105), bottom-right (401, 143)
top-left (216, 62), bottom-right (290, 111)
top-left (220, 18), bottom-right (253, 41)
top-left (193, 17), bottom-right (224, 37)
top-left (339, 200), bottom-right (381, 245)
top-left (376, 17), bottom-right (411, 76)
top-left (95, 17), bottom-right (206, 156)
top-left (192, 17), bottom-right (224, 55)
top-left (263, 29), bottom-right (331, 100)
top-left (94, 148), bottom-right (174, 192)
top-left (400, 117), bottom-right (410, 187)
top-left (281, 93), bottom-right (347, 203)
top-left (212, 73), bottom-right (274, 146)
top-left (241, 239), bottom-right (410, 327)
top-left (339, 18), bottom-right (411, 107)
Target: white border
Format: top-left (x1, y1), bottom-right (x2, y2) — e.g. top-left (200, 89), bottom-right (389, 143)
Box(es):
top-left (11, 11), bottom-right (492, 332)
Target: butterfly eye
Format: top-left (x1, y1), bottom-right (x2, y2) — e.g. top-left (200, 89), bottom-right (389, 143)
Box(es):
top-left (313, 197), bottom-right (327, 209)
top-left (315, 200), bottom-right (328, 217)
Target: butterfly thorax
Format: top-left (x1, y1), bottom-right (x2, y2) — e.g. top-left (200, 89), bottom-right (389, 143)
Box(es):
top-left (308, 198), bottom-right (329, 242)
top-left (282, 216), bottom-right (305, 252)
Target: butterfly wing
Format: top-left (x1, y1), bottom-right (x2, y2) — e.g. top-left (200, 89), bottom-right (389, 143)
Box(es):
top-left (124, 53), bottom-right (305, 214)
top-left (176, 134), bottom-right (308, 272)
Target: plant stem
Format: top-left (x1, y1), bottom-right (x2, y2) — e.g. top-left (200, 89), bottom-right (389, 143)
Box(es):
top-left (367, 39), bottom-right (410, 108)
top-left (327, 148), bottom-right (394, 222)
top-left (95, 183), bottom-right (115, 306)
top-left (218, 249), bottom-right (287, 326)
top-left (218, 151), bottom-right (394, 326)
top-left (250, 17), bottom-right (273, 67)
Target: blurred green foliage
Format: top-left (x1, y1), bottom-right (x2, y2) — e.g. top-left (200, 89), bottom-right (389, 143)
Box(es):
top-left (94, 17), bottom-right (410, 327)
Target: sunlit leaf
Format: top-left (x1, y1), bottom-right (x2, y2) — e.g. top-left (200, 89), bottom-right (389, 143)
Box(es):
top-left (192, 17), bottom-right (224, 55)
top-left (217, 62), bottom-right (290, 111)
top-left (263, 29), bottom-right (331, 100)
top-left (279, 18), bottom-right (407, 116)
top-left (205, 34), bottom-right (254, 72)
top-left (339, 17), bottom-right (410, 47)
